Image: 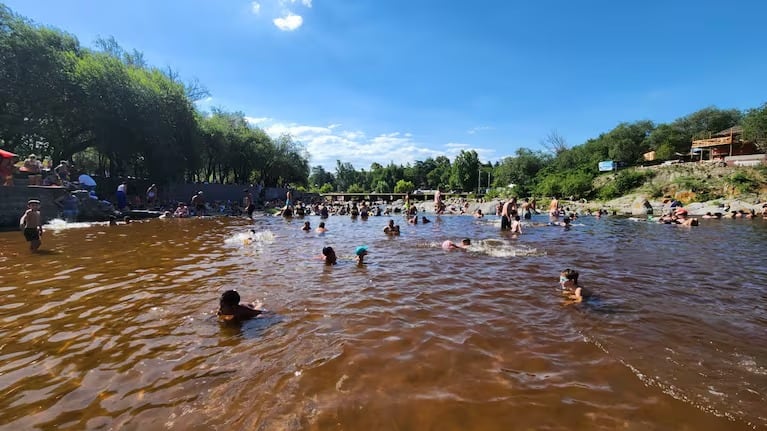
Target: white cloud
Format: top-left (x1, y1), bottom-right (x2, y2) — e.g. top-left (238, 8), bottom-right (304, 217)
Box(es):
top-left (250, 1), bottom-right (261, 14)
top-left (467, 125), bottom-right (494, 135)
top-left (258, 121), bottom-right (498, 171)
top-left (245, 116), bottom-right (272, 125)
top-left (273, 13), bottom-right (303, 31)
top-left (279, 0), bottom-right (312, 7)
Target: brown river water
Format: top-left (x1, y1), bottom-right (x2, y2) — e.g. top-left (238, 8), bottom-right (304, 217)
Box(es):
top-left (0, 213), bottom-right (765, 431)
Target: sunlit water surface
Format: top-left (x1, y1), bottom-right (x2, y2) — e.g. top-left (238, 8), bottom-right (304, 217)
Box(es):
top-left (0, 213), bottom-right (765, 430)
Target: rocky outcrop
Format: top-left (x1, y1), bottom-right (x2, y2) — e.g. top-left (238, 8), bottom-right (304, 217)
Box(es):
top-left (72, 190), bottom-right (117, 221)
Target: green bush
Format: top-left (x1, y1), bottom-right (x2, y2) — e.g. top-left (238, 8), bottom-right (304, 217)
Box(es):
top-left (727, 171), bottom-right (759, 194)
top-left (673, 176), bottom-right (707, 192)
top-left (643, 182), bottom-right (665, 198)
top-left (319, 183), bottom-right (334, 193)
top-left (347, 183), bottom-right (365, 193)
top-left (598, 183), bottom-right (620, 200)
top-left (484, 188), bottom-right (503, 200)
top-left (614, 170), bottom-right (653, 193)
top-left (393, 179), bottom-right (415, 193)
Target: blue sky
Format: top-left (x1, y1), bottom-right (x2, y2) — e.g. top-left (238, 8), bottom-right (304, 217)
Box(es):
top-left (6, 0), bottom-right (767, 170)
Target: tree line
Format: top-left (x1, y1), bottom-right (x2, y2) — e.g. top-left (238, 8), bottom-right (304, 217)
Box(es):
top-left (309, 108), bottom-right (767, 200)
top-left (0, 5), bottom-right (308, 187)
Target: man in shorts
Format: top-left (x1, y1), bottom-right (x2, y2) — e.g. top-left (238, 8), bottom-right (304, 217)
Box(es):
top-left (20, 199), bottom-right (44, 252)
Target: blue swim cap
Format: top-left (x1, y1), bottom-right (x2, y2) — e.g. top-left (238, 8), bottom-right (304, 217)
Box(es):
top-left (355, 245), bottom-right (369, 256)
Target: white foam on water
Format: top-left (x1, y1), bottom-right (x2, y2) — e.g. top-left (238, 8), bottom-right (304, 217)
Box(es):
top-left (44, 218), bottom-right (101, 231)
top-left (224, 230), bottom-right (276, 248)
top-left (473, 239), bottom-right (547, 258)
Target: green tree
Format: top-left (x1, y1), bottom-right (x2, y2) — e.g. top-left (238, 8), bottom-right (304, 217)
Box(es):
top-left (450, 150), bottom-right (480, 192)
top-left (394, 179), bottom-right (415, 193)
top-left (742, 102), bottom-right (767, 153)
top-left (492, 148), bottom-right (551, 194)
top-left (673, 106), bottom-right (742, 140)
top-left (335, 160), bottom-right (359, 192)
top-left (309, 165), bottom-right (335, 189)
top-left (604, 121), bottom-right (655, 165)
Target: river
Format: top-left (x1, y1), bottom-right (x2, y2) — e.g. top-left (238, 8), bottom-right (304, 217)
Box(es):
top-left (0, 213), bottom-right (765, 430)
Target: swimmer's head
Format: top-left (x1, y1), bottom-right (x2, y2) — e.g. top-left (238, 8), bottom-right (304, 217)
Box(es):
top-left (560, 268), bottom-right (579, 287)
top-left (461, 238), bottom-right (471, 246)
top-left (220, 290), bottom-right (240, 307)
top-left (322, 246), bottom-right (337, 264)
top-left (563, 217), bottom-right (571, 225)
top-left (319, 222), bottom-right (325, 228)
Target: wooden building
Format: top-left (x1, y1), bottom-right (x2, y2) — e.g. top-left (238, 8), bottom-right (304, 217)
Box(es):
top-left (690, 126), bottom-right (760, 161)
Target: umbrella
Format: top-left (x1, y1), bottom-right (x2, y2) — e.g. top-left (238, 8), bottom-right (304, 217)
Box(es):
top-left (0, 149), bottom-right (18, 158)
top-left (78, 174), bottom-right (97, 187)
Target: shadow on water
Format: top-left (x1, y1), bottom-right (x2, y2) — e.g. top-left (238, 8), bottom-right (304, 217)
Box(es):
top-left (215, 312), bottom-right (285, 341)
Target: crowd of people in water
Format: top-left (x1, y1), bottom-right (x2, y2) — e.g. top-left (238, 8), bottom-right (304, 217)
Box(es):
top-left (18, 184), bottom-right (767, 323)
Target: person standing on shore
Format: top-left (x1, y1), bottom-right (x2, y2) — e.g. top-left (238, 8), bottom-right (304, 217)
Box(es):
top-left (191, 191), bottom-right (206, 216)
top-left (116, 181), bottom-right (128, 210)
top-left (20, 199), bottom-right (44, 252)
top-left (23, 154), bottom-right (42, 185)
top-left (146, 184), bottom-right (158, 207)
top-left (54, 161), bottom-right (70, 185)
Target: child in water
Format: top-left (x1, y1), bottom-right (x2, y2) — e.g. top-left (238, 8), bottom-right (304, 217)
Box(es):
top-left (559, 268), bottom-right (590, 302)
top-left (302, 221), bottom-right (311, 231)
top-left (355, 245), bottom-right (369, 265)
top-left (20, 199), bottom-right (44, 252)
top-left (322, 246), bottom-right (337, 265)
top-left (217, 290), bottom-right (263, 322)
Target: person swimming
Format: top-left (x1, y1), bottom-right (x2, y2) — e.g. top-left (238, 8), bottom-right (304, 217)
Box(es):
top-left (442, 238), bottom-right (471, 250)
top-left (217, 290), bottom-right (263, 322)
top-left (559, 268), bottom-right (590, 302)
top-left (322, 246), bottom-right (337, 265)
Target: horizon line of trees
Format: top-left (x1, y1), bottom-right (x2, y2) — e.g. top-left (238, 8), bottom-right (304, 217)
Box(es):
top-left (2, 3), bottom-right (767, 199)
top-left (310, 104), bottom-right (767, 199)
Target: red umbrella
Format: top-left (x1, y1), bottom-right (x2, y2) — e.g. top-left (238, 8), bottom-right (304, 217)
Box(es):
top-left (0, 149), bottom-right (18, 158)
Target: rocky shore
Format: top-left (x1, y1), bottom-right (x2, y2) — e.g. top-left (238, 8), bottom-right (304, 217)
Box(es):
top-left (400, 195), bottom-right (765, 217)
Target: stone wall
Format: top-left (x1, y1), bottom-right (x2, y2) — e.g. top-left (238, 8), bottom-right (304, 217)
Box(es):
top-left (0, 185), bottom-right (70, 228)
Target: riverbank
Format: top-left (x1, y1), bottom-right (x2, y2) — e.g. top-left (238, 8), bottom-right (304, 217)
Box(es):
top-left (409, 195), bottom-right (765, 218)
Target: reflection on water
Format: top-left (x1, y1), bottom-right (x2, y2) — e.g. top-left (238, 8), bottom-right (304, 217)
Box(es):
top-left (0, 214), bottom-right (765, 430)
